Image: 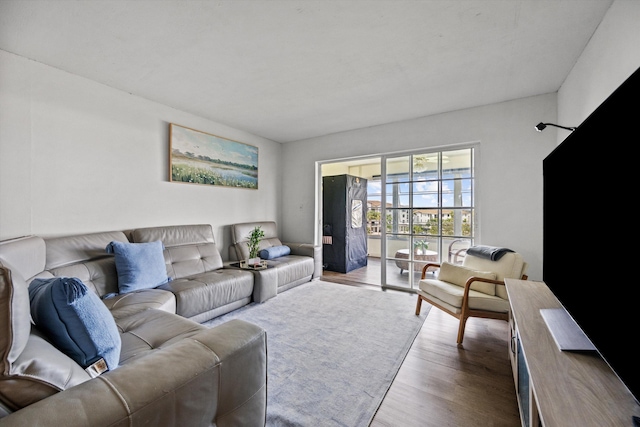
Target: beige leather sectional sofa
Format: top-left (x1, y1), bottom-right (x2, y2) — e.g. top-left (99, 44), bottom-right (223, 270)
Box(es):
top-left (0, 223), bottom-right (319, 426)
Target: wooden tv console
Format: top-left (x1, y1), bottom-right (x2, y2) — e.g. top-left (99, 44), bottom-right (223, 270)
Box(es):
top-left (505, 279), bottom-right (640, 427)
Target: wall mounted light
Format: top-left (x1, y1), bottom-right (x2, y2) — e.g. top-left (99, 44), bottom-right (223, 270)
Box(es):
top-left (535, 122), bottom-right (577, 132)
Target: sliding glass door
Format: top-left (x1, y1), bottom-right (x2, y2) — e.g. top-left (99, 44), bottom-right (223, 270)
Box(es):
top-left (320, 146), bottom-right (475, 292)
top-left (379, 148), bottom-right (475, 291)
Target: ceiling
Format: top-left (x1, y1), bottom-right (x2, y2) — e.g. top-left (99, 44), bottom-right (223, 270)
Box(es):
top-left (0, 0), bottom-right (613, 143)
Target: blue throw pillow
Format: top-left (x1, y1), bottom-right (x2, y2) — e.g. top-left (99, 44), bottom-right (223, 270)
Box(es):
top-left (106, 240), bottom-right (169, 293)
top-left (259, 245), bottom-right (291, 260)
top-left (28, 277), bottom-right (121, 372)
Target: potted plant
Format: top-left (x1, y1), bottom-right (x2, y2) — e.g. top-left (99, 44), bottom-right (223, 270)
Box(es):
top-left (413, 239), bottom-right (429, 255)
top-left (247, 226), bottom-right (265, 266)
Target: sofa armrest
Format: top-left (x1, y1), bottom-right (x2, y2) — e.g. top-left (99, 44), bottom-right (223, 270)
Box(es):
top-left (284, 242), bottom-right (322, 279)
top-left (0, 319), bottom-right (266, 427)
top-left (192, 319), bottom-right (267, 427)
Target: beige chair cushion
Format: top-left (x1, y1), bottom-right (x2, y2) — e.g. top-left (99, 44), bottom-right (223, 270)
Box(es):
top-left (462, 252), bottom-right (527, 299)
top-left (418, 279), bottom-right (510, 313)
top-left (436, 262), bottom-right (497, 295)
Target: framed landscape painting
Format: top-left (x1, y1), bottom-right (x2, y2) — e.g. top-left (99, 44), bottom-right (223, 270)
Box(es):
top-left (169, 123), bottom-right (258, 189)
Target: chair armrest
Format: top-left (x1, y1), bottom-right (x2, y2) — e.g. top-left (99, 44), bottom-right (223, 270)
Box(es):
top-left (462, 276), bottom-right (504, 292)
top-left (458, 276), bottom-right (505, 305)
top-left (420, 262), bottom-right (441, 279)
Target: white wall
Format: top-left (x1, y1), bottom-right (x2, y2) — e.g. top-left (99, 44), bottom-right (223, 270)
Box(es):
top-left (281, 94), bottom-right (559, 281)
top-left (558, 0), bottom-right (640, 131)
top-left (0, 50), bottom-right (282, 258)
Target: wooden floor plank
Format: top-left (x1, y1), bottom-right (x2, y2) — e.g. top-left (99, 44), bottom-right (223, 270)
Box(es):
top-left (322, 262), bottom-right (520, 426)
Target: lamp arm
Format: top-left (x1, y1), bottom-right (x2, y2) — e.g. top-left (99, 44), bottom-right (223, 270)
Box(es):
top-left (535, 122), bottom-right (577, 132)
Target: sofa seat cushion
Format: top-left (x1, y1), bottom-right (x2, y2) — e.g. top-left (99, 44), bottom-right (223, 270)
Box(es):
top-left (418, 279), bottom-right (510, 313)
top-left (116, 309), bottom-right (206, 365)
top-left (265, 255), bottom-right (314, 288)
top-left (0, 329), bottom-right (92, 411)
top-left (103, 289), bottom-right (176, 319)
top-left (157, 269), bottom-right (254, 320)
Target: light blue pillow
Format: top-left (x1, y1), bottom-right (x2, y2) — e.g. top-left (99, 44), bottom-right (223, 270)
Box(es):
top-left (259, 245), bottom-right (291, 260)
top-left (106, 240), bottom-right (169, 293)
top-left (28, 277), bottom-right (121, 372)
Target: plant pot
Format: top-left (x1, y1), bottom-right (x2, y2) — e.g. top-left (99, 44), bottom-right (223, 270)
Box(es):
top-left (248, 257), bottom-right (261, 266)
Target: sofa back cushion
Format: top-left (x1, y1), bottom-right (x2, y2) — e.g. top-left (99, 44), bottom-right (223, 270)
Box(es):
top-left (230, 221), bottom-right (283, 260)
top-left (0, 236), bottom-right (47, 282)
top-left (437, 262), bottom-right (497, 296)
top-left (44, 231), bottom-right (129, 297)
top-left (131, 224), bottom-right (224, 279)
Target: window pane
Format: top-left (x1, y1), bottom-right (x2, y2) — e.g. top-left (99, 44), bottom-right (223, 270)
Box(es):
top-left (413, 154), bottom-right (440, 178)
top-left (442, 149), bottom-right (472, 177)
top-left (411, 209), bottom-right (439, 235)
top-left (386, 208), bottom-right (411, 234)
top-left (412, 181), bottom-right (439, 207)
top-left (442, 178), bottom-right (472, 207)
top-left (387, 157), bottom-right (410, 182)
top-left (441, 209), bottom-right (472, 236)
top-left (444, 238), bottom-right (471, 264)
top-left (386, 235), bottom-right (410, 256)
top-left (385, 183), bottom-right (410, 207)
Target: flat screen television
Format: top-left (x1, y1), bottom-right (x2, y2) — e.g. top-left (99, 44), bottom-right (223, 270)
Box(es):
top-left (543, 65), bottom-right (640, 406)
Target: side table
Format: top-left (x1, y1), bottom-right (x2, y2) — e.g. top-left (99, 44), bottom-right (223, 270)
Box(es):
top-left (394, 249), bottom-right (438, 274)
top-left (226, 261), bottom-right (278, 303)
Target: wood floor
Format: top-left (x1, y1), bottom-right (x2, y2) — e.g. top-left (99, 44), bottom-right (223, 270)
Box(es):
top-left (322, 264), bottom-right (521, 427)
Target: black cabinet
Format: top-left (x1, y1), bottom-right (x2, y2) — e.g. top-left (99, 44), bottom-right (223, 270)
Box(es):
top-left (322, 174), bottom-right (368, 273)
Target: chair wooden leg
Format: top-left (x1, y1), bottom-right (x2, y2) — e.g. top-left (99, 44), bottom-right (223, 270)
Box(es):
top-left (457, 315), bottom-right (468, 344)
top-left (415, 296), bottom-right (423, 315)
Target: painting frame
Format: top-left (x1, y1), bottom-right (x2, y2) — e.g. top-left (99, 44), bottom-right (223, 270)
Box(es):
top-left (169, 123), bottom-right (258, 189)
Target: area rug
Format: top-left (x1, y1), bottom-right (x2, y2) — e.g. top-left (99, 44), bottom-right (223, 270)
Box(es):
top-left (203, 280), bottom-right (430, 427)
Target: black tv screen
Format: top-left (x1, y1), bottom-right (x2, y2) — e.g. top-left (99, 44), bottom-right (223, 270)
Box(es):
top-left (543, 66), bottom-right (640, 405)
